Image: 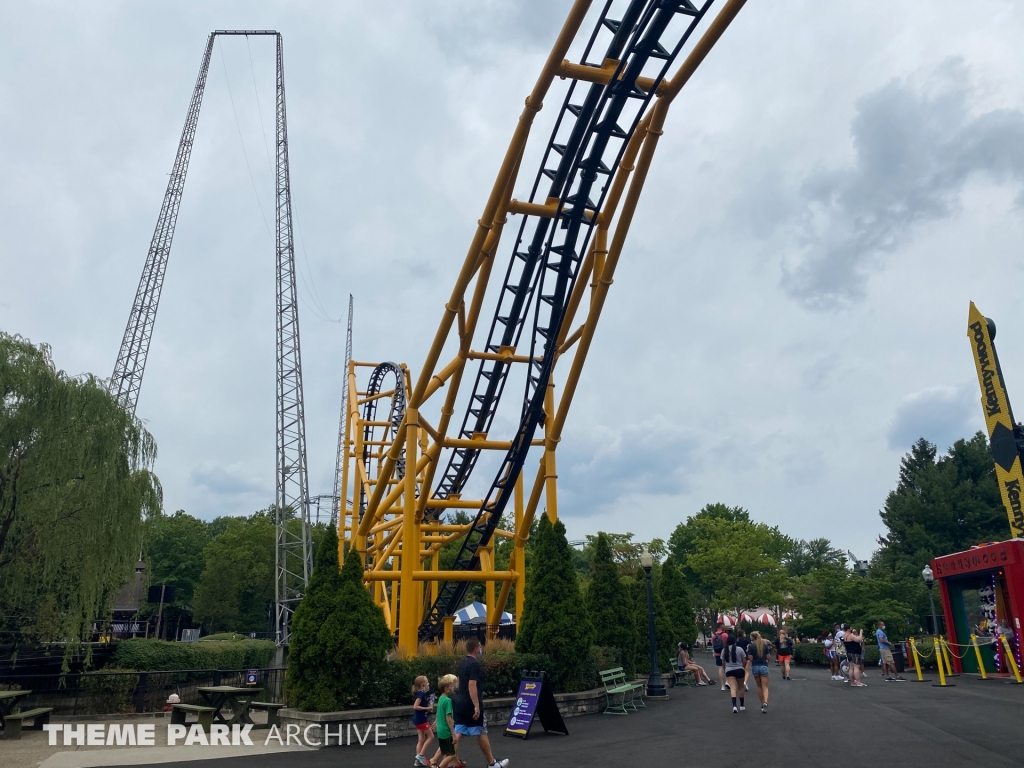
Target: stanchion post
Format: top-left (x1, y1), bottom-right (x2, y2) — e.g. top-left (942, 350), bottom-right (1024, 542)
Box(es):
top-left (939, 636), bottom-right (956, 677)
top-left (998, 634), bottom-right (1023, 684)
top-left (971, 634), bottom-right (988, 680)
top-left (908, 637), bottom-right (929, 682)
top-left (932, 636), bottom-right (954, 687)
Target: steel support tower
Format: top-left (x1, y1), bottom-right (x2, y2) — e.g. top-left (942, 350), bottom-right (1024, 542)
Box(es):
top-left (109, 30), bottom-right (312, 645)
top-left (331, 295), bottom-right (354, 528)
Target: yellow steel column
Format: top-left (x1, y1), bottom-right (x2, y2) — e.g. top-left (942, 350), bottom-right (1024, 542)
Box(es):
top-left (481, 542), bottom-right (496, 634)
top-left (339, 363), bottom-right (356, 565)
top-left (514, 472), bottom-right (526, 623)
top-left (432, 551), bottom-right (440, 605)
top-left (398, 409), bottom-right (421, 655)
top-left (543, 380), bottom-right (558, 524)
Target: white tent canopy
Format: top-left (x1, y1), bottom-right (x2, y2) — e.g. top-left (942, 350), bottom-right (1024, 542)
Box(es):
top-left (453, 601), bottom-right (514, 625)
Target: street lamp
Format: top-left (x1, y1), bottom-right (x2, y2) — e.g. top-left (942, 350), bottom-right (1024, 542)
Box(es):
top-left (640, 548), bottom-right (666, 698)
top-left (922, 564), bottom-right (938, 636)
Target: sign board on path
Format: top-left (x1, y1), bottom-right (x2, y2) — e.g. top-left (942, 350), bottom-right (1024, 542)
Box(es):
top-left (504, 671), bottom-right (568, 739)
top-left (246, 669), bottom-right (259, 685)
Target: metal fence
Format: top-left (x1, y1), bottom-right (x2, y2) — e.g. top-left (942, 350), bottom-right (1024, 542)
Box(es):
top-left (0, 668), bottom-right (285, 716)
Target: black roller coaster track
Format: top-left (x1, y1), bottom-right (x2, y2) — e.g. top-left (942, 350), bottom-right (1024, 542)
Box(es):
top-left (419, 0), bottom-right (713, 639)
top-left (359, 362), bottom-right (408, 527)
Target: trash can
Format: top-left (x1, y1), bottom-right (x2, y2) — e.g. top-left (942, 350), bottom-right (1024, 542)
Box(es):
top-left (892, 645), bottom-right (905, 674)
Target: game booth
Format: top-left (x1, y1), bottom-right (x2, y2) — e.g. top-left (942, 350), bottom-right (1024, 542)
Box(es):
top-left (932, 539), bottom-right (1024, 675)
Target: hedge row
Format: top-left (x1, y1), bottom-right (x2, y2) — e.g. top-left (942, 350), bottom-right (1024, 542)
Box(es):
top-left (791, 641), bottom-right (951, 670)
top-left (334, 646), bottom-right (624, 710)
top-left (110, 639), bottom-right (276, 671)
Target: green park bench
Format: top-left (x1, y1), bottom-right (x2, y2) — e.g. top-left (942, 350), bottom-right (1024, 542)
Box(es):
top-left (673, 666), bottom-right (697, 688)
top-left (1, 707), bottom-right (54, 740)
top-left (248, 701), bottom-right (286, 729)
top-left (599, 667), bottom-right (645, 715)
top-left (170, 703), bottom-right (216, 733)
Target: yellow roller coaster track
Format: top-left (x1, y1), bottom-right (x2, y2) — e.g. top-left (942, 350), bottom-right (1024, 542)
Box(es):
top-left (338, 0), bottom-right (748, 656)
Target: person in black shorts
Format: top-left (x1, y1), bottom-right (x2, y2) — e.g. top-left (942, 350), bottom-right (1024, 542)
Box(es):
top-left (844, 627), bottom-right (866, 687)
top-left (722, 634), bottom-right (747, 713)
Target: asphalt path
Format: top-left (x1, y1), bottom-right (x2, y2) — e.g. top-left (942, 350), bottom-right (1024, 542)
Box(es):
top-left (102, 662), bottom-right (1024, 768)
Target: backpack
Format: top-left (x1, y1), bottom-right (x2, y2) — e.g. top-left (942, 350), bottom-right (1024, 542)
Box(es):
top-left (712, 633), bottom-right (724, 653)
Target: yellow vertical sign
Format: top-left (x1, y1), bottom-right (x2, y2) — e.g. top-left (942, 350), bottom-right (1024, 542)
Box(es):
top-left (967, 301), bottom-right (1024, 538)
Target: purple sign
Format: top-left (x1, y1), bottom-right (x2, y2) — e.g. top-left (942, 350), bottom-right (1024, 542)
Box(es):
top-left (505, 678), bottom-right (541, 737)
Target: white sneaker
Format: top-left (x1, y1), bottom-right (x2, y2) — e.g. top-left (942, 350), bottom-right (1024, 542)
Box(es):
top-left (739, 705), bottom-right (745, 711)
top-left (732, 706), bottom-right (738, 713)
top-left (721, 685), bottom-right (727, 691)
top-left (489, 760), bottom-right (510, 768)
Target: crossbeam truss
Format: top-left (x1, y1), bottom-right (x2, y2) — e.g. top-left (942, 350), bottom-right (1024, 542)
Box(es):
top-left (109, 31), bottom-right (312, 646)
top-left (339, 0), bottom-right (748, 654)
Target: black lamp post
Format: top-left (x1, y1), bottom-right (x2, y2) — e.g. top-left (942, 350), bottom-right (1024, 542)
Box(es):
top-left (640, 548), bottom-right (666, 698)
top-left (922, 564), bottom-right (938, 636)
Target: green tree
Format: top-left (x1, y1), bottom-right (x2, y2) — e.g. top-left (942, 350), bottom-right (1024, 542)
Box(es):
top-left (584, 533), bottom-right (638, 676)
top-left (579, 532), bottom-right (667, 575)
top-left (0, 332), bottom-right (161, 650)
top-left (685, 518), bottom-right (787, 615)
top-left (629, 566), bottom-right (675, 673)
top-left (193, 511), bottom-right (275, 633)
top-left (873, 434), bottom-right (1010, 627)
top-left (785, 538), bottom-right (846, 577)
top-left (516, 516), bottom-right (594, 691)
top-left (659, 561), bottom-right (697, 645)
top-left (142, 510), bottom-right (210, 632)
top-left (287, 529), bottom-right (392, 710)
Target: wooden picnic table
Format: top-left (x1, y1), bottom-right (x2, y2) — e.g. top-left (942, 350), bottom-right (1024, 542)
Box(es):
top-left (0, 690), bottom-right (32, 733)
top-left (196, 686), bottom-right (263, 726)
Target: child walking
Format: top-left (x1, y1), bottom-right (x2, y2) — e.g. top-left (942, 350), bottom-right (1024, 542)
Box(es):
top-left (433, 674), bottom-right (461, 768)
top-left (412, 676), bottom-right (435, 766)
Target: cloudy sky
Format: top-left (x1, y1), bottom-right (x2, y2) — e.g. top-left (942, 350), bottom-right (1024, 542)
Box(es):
top-left (4, 0), bottom-right (1024, 560)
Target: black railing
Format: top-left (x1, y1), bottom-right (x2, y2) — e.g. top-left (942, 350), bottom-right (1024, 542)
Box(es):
top-left (0, 667), bottom-right (285, 716)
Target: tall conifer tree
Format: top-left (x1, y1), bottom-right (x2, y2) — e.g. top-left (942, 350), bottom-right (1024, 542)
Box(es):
top-left (659, 561), bottom-right (698, 645)
top-left (287, 530), bottom-right (392, 710)
top-left (585, 532), bottom-right (637, 676)
top-left (516, 515), bottom-right (594, 691)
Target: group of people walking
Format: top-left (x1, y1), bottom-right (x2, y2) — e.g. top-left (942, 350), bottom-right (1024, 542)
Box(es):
top-left (689, 622), bottom-right (795, 714)
top-left (411, 638), bottom-right (509, 768)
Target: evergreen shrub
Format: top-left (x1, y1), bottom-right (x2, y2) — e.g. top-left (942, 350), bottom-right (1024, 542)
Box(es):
top-left (515, 516), bottom-right (595, 692)
top-left (585, 533), bottom-right (638, 678)
top-left (110, 638), bottom-right (275, 671)
top-left (286, 527), bottom-right (392, 710)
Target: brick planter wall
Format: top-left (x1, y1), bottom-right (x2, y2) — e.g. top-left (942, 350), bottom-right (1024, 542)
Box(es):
top-left (279, 686), bottom-right (607, 742)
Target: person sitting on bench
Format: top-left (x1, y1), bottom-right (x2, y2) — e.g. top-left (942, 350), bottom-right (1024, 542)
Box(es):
top-left (677, 643), bottom-right (712, 685)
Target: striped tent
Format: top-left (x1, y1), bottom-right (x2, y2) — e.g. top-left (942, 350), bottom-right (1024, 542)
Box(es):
top-left (749, 608), bottom-right (777, 626)
top-left (453, 601), bottom-right (514, 625)
top-left (716, 613), bottom-right (738, 628)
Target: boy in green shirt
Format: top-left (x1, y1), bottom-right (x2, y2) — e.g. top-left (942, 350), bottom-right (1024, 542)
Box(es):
top-left (434, 674), bottom-right (459, 768)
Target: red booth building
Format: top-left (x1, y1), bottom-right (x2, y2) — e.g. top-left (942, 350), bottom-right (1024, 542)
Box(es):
top-left (932, 540), bottom-right (1024, 674)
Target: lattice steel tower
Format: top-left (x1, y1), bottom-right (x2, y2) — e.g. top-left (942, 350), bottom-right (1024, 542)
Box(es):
top-left (109, 31), bottom-right (312, 645)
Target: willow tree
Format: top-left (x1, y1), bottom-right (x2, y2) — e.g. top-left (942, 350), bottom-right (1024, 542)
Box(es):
top-left (0, 332), bottom-right (161, 650)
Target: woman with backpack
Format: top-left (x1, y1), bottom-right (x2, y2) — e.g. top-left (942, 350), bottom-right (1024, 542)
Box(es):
top-left (722, 633), bottom-right (747, 713)
top-left (747, 631), bottom-right (774, 713)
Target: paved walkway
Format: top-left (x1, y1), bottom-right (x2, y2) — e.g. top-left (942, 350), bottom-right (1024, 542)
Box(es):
top-left (7, 664), bottom-right (1023, 768)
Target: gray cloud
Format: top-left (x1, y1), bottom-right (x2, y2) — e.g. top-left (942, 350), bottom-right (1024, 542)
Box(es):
top-left (557, 423), bottom-right (699, 517)
top-left (784, 58), bottom-right (1024, 309)
top-left (887, 386), bottom-right (981, 452)
top-left (190, 464), bottom-right (269, 498)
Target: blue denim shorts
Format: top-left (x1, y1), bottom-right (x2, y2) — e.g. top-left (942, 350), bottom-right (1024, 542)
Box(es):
top-left (752, 664), bottom-right (770, 677)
